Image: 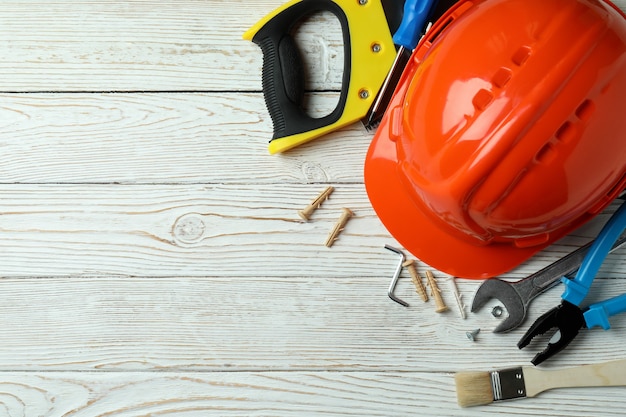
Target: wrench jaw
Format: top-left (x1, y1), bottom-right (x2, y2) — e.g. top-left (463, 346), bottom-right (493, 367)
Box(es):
top-left (492, 309), bottom-right (525, 334)
top-left (471, 279), bottom-right (526, 333)
top-left (517, 301), bottom-right (586, 366)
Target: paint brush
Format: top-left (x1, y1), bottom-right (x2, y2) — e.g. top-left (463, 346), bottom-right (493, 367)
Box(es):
top-left (454, 358), bottom-right (626, 407)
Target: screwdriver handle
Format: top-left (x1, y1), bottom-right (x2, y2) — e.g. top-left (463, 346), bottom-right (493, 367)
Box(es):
top-left (393, 0), bottom-right (437, 49)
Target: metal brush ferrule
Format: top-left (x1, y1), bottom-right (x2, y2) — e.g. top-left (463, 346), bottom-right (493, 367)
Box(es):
top-left (491, 367), bottom-right (526, 401)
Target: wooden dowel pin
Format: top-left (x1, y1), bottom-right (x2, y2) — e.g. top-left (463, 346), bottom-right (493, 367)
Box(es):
top-left (426, 270), bottom-right (448, 313)
top-left (325, 208), bottom-right (353, 247)
top-left (402, 259), bottom-right (428, 302)
top-left (299, 186), bottom-right (334, 220)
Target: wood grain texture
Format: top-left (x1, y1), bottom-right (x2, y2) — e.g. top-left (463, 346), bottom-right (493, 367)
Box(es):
top-left (0, 371), bottom-right (624, 416)
top-left (0, 184), bottom-right (621, 277)
top-left (0, 183), bottom-right (384, 276)
top-left (0, 0), bottom-right (344, 92)
top-left (0, 93), bottom-right (361, 183)
top-left (0, 273), bottom-right (625, 372)
top-left (0, 0), bottom-right (625, 416)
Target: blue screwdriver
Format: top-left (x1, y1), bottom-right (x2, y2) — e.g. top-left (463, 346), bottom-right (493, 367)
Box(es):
top-left (364, 0), bottom-right (439, 129)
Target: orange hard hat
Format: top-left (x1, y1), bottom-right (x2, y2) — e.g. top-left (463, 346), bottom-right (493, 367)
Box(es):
top-left (365, 0), bottom-right (626, 279)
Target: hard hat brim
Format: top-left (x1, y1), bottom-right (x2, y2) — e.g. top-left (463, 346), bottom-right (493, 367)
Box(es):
top-left (364, 127), bottom-right (544, 279)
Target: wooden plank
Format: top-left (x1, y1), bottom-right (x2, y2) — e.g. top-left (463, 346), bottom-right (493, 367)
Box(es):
top-left (0, 93), bottom-right (365, 183)
top-left (0, 183), bottom-right (386, 277)
top-left (0, 273), bottom-right (624, 371)
top-left (0, 0), bottom-right (345, 91)
top-left (1, 2), bottom-right (625, 415)
top-left (2, 0), bottom-right (625, 92)
top-left (0, 370), bottom-right (624, 416)
top-left (0, 184), bottom-right (621, 278)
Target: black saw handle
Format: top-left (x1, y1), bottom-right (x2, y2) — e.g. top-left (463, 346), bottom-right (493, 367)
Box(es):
top-left (247, 0), bottom-right (351, 150)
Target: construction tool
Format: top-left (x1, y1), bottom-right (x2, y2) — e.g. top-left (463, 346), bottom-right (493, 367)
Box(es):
top-left (455, 358), bottom-right (626, 407)
top-left (518, 200), bottom-right (626, 365)
top-left (363, 0), bottom-right (438, 129)
top-left (243, 0), bottom-right (397, 154)
top-left (471, 233), bottom-right (626, 333)
top-left (385, 245), bottom-right (409, 307)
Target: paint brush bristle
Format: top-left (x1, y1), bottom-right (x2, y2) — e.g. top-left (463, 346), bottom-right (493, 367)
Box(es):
top-left (454, 371), bottom-right (494, 407)
top-left (456, 367), bottom-right (528, 407)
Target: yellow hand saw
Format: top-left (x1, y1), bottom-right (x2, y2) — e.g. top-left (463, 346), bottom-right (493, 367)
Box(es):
top-left (243, 0), bottom-right (397, 154)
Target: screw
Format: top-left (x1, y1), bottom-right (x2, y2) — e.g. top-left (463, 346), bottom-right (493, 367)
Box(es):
top-left (359, 89), bottom-right (370, 99)
top-left (465, 328), bottom-right (480, 342)
top-left (358, 0), bottom-right (368, 5)
top-left (371, 43), bottom-right (381, 53)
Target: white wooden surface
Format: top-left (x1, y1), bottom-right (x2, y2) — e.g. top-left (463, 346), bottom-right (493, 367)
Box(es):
top-left (0, 1), bottom-right (625, 415)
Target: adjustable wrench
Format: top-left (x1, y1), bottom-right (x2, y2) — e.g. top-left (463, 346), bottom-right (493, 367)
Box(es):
top-left (471, 234), bottom-right (626, 333)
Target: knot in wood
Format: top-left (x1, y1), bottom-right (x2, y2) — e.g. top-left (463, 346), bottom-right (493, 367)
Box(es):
top-left (173, 213), bottom-right (206, 244)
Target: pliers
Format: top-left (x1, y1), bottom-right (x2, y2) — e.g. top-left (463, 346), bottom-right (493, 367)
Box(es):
top-left (518, 200), bottom-right (626, 366)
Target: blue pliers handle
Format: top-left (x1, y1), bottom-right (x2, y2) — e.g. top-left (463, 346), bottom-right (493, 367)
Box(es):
top-left (518, 200), bottom-right (626, 365)
top-left (565, 200), bottom-right (626, 329)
